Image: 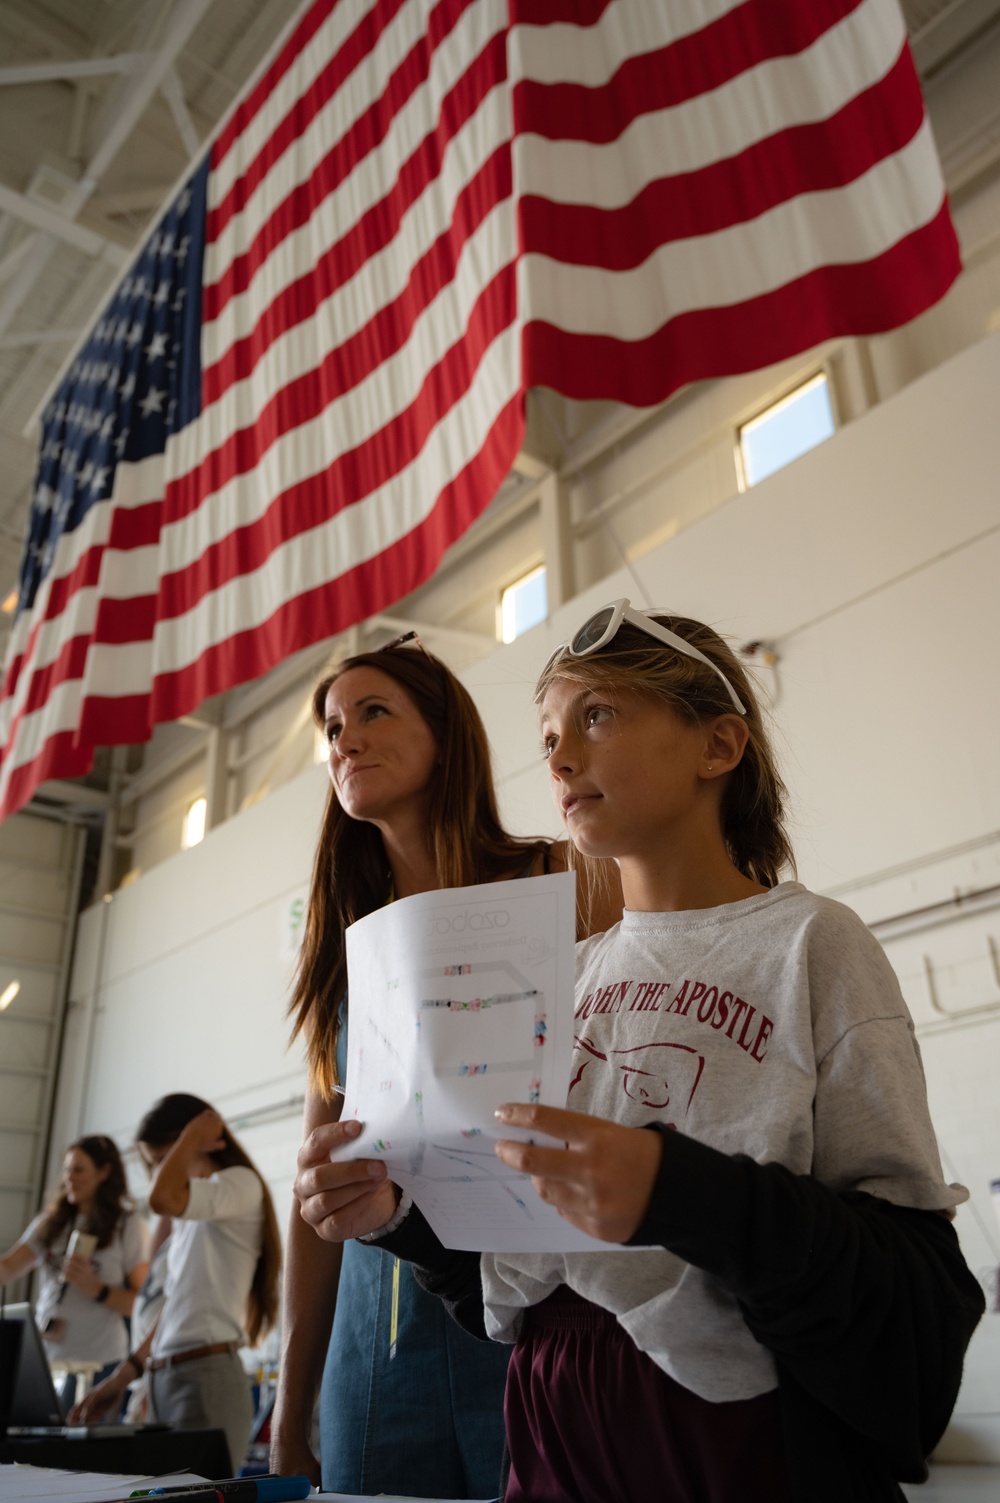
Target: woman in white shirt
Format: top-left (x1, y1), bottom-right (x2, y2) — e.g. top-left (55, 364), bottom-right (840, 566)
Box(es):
top-left (0, 1134), bottom-right (148, 1386)
top-left (75, 1095), bottom-right (281, 1474)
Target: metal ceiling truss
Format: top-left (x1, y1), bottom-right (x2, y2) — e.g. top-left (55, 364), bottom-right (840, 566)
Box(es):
top-left (0, 0), bottom-right (214, 346)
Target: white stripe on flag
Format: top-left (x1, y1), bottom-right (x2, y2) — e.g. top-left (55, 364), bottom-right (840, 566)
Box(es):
top-left (148, 324), bottom-right (520, 681)
top-left (207, 0), bottom-right (377, 208)
top-left (513, 1), bottom-right (907, 209)
top-left (518, 122), bottom-right (945, 336)
top-left (148, 198), bottom-right (514, 586)
top-left (203, 0), bottom-right (509, 366)
top-left (512, 0), bottom-right (746, 88)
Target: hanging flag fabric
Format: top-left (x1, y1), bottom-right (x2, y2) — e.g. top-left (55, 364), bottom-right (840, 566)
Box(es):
top-left (0, 0), bottom-right (960, 819)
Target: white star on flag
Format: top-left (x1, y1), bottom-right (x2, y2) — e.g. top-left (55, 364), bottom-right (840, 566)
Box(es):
top-left (139, 387), bottom-right (165, 418)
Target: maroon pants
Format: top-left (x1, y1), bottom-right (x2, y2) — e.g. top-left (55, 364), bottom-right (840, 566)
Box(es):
top-left (504, 1286), bottom-right (793, 1503)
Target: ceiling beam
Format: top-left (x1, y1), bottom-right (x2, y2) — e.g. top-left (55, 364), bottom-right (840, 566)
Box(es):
top-left (88, 184), bottom-right (175, 216)
top-left (161, 68), bottom-right (201, 160)
top-left (0, 0), bottom-right (215, 347)
top-left (510, 449), bottom-right (550, 481)
top-left (0, 181), bottom-right (127, 265)
top-left (31, 778), bottom-right (110, 810)
top-left (910, 0), bottom-right (1000, 75)
top-left (0, 233), bottom-right (58, 350)
top-left (80, 0), bottom-right (213, 193)
top-left (0, 54), bottom-right (147, 88)
top-left (0, 233), bottom-right (34, 287)
top-left (0, 328), bottom-right (82, 350)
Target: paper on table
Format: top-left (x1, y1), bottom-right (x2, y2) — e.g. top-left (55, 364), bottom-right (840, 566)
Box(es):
top-left (0, 1468), bottom-right (207, 1500)
top-left (336, 871), bottom-right (613, 1252)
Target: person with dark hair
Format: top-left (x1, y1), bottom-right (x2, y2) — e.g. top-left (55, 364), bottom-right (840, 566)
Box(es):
top-left (74, 1094), bottom-right (281, 1474)
top-left (293, 602), bottom-right (984, 1503)
top-left (269, 635), bottom-right (621, 1498)
top-left (0, 1134), bottom-right (148, 1386)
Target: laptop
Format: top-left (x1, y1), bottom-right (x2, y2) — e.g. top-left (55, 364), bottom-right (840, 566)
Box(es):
top-left (0, 1301), bottom-right (154, 1437)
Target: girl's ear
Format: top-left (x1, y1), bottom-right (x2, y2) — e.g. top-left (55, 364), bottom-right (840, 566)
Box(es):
top-left (701, 714), bottom-right (749, 778)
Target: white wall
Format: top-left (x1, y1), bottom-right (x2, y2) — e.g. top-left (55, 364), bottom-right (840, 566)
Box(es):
top-left (0, 812), bottom-right (84, 1264)
top-left (61, 328), bottom-right (1000, 1438)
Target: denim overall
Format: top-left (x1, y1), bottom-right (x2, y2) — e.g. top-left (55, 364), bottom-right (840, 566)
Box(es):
top-left (319, 995), bottom-right (508, 1498)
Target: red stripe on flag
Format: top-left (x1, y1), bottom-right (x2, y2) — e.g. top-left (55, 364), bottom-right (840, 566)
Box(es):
top-left (205, 21), bottom-right (504, 329)
top-left (211, 0), bottom-right (421, 234)
top-left (84, 152), bottom-right (512, 601)
top-left (0, 729), bottom-right (95, 821)
top-left (207, 0), bottom-right (470, 265)
top-left (73, 395), bottom-right (524, 744)
top-left (203, 138), bottom-right (511, 404)
top-left (108, 266), bottom-right (515, 631)
top-left (0, 542), bottom-right (105, 704)
top-left (510, 0), bottom-right (614, 22)
top-left (1, 628), bottom-right (91, 732)
top-left (518, 51), bottom-right (923, 269)
top-left (513, 0), bottom-right (867, 145)
top-left (521, 201), bottom-right (960, 407)
top-left (212, 0), bottom-right (342, 166)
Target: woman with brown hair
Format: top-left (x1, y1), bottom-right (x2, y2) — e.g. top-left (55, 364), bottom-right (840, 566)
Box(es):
top-left (269, 635), bottom-right (620, 1498)
top-left (76, 1094), bottom-right (281, 1475)
top-left (0, 1134), bottom-right (148, 1390)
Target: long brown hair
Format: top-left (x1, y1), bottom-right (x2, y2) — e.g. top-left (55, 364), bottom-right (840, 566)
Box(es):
top-left (37, 1135), bottom-right (131, 1252)
top-left (136, 1094), bottom-right (281, 1346)
top-left (289, 645), bottom-right (549, 1096)
top-left (535, 614), bottom-right (794, 889)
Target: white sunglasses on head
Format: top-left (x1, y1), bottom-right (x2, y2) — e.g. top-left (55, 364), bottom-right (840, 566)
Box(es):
top-left (537, 598), bottom-right (747, 714)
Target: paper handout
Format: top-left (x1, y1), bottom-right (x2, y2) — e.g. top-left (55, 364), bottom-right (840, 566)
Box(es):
top-left (336, 871), bottom-right (613, 1252)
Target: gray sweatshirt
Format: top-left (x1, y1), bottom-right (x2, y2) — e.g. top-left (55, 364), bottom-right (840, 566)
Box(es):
top-left (480, 882), bottom-right (965, 1402)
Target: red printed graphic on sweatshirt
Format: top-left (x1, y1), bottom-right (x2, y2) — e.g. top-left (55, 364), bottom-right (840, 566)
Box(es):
top-left (570, 1035), bottom-right (705, 1126)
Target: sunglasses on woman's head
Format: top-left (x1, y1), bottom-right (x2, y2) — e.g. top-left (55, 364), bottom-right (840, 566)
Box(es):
top-left (378, 629), bottom-right (429, 657)
top-left (536, 598), bottom-right (747, 714)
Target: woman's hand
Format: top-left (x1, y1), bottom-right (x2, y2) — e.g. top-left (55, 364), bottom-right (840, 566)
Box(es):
top-left (68, 1365), bottom-right (131, 1423)
top-left (494, 1103), bottom-right (663, 1244)
top-left (178, 1108), bottom-right (227, 1156)
top-left (269, 1427), bottom-right (322, 1488)
top-left (294, 1119), bottom-right (399, 1243)
top-left (61, 1252), bottom-right (102, 1299)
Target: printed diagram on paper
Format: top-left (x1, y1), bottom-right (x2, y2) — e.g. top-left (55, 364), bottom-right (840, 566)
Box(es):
top-left (337, 872), bottom-right (609, 1252)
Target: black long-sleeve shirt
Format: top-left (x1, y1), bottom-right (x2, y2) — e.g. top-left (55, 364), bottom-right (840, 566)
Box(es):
top-left (380, 1122), bottom-right (984, 1503)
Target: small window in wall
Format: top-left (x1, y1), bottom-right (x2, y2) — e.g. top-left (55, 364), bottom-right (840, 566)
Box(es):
top-left (182, 796), bottom-right (207, 849)
top-left (737, 372), bottom-right (836, 490)
top-left (499, 565), bottom-right (547, 644)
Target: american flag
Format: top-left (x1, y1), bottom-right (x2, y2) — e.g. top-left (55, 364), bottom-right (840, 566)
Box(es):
top-left (0, 0), bottom-right (959, 819)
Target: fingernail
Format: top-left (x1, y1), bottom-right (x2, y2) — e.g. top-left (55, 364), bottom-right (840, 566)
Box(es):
top-left (368, 1161), bottom-right (387, 1180)
top-left (344, 1120), bottom-right (361, 1135)
top-left (494, 1106), bottom-right (510, 1121)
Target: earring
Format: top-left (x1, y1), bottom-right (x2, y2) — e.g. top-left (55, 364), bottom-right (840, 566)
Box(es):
top-left (706, 764), bottom-right (713, 771)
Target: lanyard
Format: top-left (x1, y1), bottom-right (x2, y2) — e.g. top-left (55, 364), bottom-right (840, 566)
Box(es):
top-left (389, 1257), bottom-right (400, 1359)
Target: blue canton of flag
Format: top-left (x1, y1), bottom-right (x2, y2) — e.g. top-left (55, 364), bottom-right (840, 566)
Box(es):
top-left (19, 160), bottom-right (207, 618)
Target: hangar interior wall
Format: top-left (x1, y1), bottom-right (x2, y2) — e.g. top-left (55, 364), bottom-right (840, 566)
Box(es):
top-left (44, 326), bottom-right (1000, 1454)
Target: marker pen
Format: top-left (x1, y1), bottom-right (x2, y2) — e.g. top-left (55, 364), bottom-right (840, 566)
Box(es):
top-left (136, 1479), bottom-right (311, 1501)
